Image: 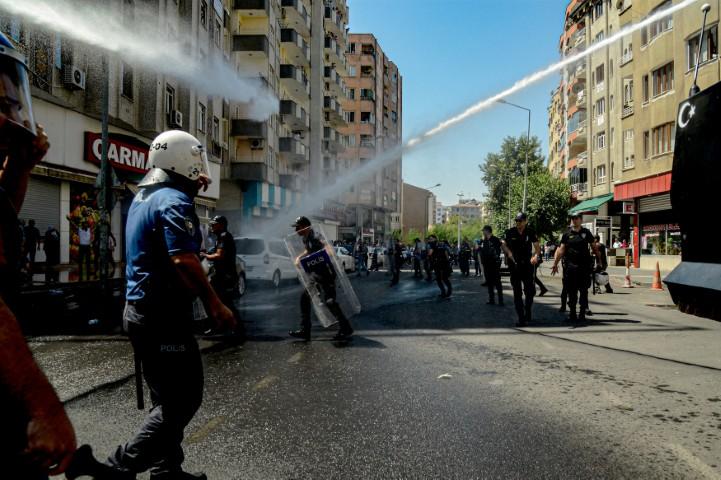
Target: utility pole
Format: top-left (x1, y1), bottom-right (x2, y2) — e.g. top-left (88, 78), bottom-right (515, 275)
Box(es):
top-left (98, 54), bottom-right (112, 321)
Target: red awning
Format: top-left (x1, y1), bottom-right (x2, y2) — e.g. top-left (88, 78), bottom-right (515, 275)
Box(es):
top-left (614, 172), bottom-right (672, 201)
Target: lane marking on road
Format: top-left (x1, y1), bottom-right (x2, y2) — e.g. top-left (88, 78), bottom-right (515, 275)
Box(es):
top-left (254, 375), bottom-right (278, 391)
top-left (186, 416), bottom-right (225, 444)
top-left (667, 443), bottom-right (721, 480)
top-left (288, 352), bottom-right (304, 364)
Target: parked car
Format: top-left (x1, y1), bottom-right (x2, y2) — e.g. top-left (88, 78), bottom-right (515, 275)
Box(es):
top-left (334, 246), bottom-right (356, 272)
top-left (235, 236), bottom-right (296, 288)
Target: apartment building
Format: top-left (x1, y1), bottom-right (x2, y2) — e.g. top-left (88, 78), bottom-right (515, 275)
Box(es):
top-left (547, 86), bottom-right (566, 178)
top-left (2, 0), bottom-right (232, 267)
top-left (552, 0), bottom-right (719, 269)
top-left (448, 199), bottom-right (484, 222)
top-left (401, 183), bottom-right (434, 236)
top-left (339, 33), bottom-right (403, 243)
top-left (434, 202), bottom-right (447, 225)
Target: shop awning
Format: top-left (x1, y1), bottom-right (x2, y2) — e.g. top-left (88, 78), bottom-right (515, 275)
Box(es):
top-left (569, 193), bottom-right (614, 215)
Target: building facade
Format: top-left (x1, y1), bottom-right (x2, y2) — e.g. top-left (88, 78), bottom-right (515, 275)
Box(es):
top-left (547, 86), bottom-right (566, 178)
top-left (338, 33), bottom-right (403, 243)
top-left (448, 199), bottom-right (484, 222)
top-left (551, 0), bottom-right (719, 269)
top-left (401, 183), bottom-right (434, 236)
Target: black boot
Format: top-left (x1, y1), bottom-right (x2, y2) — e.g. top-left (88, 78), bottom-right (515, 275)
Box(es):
top-left (486, 298), bottom-right (495, 305)
top-left (289, 328), bottom-right (311, 341)
top-left (65, 445), bottom-right (136, 480)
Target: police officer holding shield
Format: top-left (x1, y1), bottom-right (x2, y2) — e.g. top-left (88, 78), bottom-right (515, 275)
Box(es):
top-left (502, 213), bottom-right (541, 326)
top-left (551, 213), bottom-right (601, 323)
top-left (289, 216), bottom-right (354, 341)
top-left (105, 130), bottom-right (235, 480)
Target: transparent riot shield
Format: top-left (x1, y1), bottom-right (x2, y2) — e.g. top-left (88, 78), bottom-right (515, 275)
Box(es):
top-left (284, 226), bottom-right (362, 327)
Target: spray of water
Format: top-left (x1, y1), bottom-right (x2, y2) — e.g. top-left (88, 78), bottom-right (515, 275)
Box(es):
top-left (0, 0), bottom-right (278, 120)
top-left (259, 0), bottom-right (700, 238)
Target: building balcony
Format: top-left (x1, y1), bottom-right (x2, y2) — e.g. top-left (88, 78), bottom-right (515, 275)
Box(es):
top-left (570, 181), bottom-right (588, 199)
top-left (232, 35), bottom-right (269, 59)
top-left (622, 103), bottom-right (634, 118)
top-left (324, 66), bottom-right (345, 98)
top-left (279, 137), bottom-right (308, 165)
top-left (280, 173), bottom-right (303, 191)
top-left (281, 0), bottom-right (311, 38)
top-left (281, 29), bottom-right (310, 67)
top-left (576, 151), bottom-right (588, 167)
top-left (324, 6), bottom-right (343, 37)
top-left (230, 119), bottom-right (267, 138)
top-left (620, 51), bottom-right (633, 66)
top-left (280, 99), bottom-right (309, 131)
top-left (324, 36), bottom-right (347, 74)
top-left (323, 127), bottom-right (345, 154)
top-left (234, 0), bottom-right (269, 17)
top-left (323, 96), bottom-right (346, 127)
top-left (280, 64), bottom-right (310, 99)
top-left (230, 162), bottom-right (270, 182)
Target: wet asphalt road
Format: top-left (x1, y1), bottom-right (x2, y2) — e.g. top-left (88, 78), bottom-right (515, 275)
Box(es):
top-left (61, 269), bottom-right (721, 479)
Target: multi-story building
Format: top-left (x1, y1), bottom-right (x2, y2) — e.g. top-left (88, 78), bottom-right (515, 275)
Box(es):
top-left (448, 199), bottom-right (484, 222)
top-left (552, 0), bottom-right (720, 269)
top-left (547, 86), bottom-right (566, 178)
top-left (401, 183), bottom-right (434, 236)
top-left (339, 33), bottom-right (403, 243)
top-left (434, 202), bottom-right (446, 225)
top-left (2, 0), bottom-right (233, 269)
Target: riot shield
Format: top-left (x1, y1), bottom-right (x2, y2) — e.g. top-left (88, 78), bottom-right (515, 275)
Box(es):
top-left (284, 227), bottom-right (362, 328)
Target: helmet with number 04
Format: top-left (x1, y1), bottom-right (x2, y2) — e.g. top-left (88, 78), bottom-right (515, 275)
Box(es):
top-left (594, 271), bottom-right (610, 286)
top-left (142, 130), bottom-right (211, 186)
top-left (0, 31), bottom-right (36, 139)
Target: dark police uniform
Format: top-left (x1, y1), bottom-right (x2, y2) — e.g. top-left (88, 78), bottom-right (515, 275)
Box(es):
top-left (560, 227), bottom-right (594, 319)
top-left (210, 229), bottom-right (243, 334)
top-left (107, 184), bottom-right (204, 477)
top-left (479, 235), bottom-right (503, 304)
top-left (504, 226), bottom-right (538, 323)
top-left (459, 242), bottom-right (472, 277)
top-left (299, 230), bottom-right (352, 333)
top-left (429, 240), bottom-right (452, 297)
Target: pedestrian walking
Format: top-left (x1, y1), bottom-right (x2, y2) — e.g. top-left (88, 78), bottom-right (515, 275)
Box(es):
top-left (428, 235), bottom-right (452, 298)
top-left (370, 245), bottom-right (380, 271)
top-left (479, 226), bottom-right (503, 305)
top-left (77, 221), bottom-right (92, 280)
top-left (23, 218), bottom-right (40, 274)
top-left (412, 238), bottom-right (423, 278)
top-left (105, 130), bottom-right (235, 480)
top-left (0, 30), bottom-right (77, 478)
top-left (390, 238), bottom-right (403, 286)
top-left (201, 215), bottom-right (245, 340)
top-left (459, 240), bottom-right (472, 277)
top-left (289, 216), bottom-right (354, 341)
top-left (502, 213), bottom-right (541, 326)
top-left (594, 234), bottom-right (614, 294)
top-left (551, 213), bottom-right (602, 323)
top-left (43, 225), bottom-right (60, 283)
top-left (355, 240), bottom-right (369, 276)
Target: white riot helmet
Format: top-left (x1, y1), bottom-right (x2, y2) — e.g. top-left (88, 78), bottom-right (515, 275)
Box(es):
top-left (595, 271), bottom-right (609, 286)
top-left (139, 130), bottom-right (211, 187)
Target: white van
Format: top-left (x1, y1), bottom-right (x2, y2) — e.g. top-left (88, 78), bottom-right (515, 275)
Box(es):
top-left (234, 237), bottom-right (297, 287)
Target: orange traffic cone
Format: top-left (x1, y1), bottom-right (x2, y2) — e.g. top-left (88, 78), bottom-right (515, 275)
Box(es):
top-left (651, 261), bottom-right (663, 291)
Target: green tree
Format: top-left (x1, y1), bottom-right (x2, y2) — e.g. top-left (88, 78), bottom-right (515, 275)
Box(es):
top-left (479, 134), bottom-right (545, 223)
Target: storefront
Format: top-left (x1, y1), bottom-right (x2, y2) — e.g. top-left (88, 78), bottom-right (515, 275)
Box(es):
top-left (614, 172), bottom-right (680, 270)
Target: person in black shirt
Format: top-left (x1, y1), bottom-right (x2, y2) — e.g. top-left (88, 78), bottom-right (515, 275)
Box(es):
top-left (289, 216), bottom-right (354, 341)
top-left (23, 219), bottom-right (40, 273)
top-left (201, 215), bottom-right (244, 339)
top-left (427, 235), bottom-right (452, 298)
top-left (551, 213), bottom-right (601, 322)
top-left (502, 213), bottom-right (541, 326)
top-left (458, 240), bottom-right (472, 277)
top-left (390, 238), bottom-right (403, 286)
top-left (479, 226), bottom-right (503, 305)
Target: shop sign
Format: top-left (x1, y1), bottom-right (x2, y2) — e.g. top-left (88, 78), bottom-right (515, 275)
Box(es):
top-left (84, 132), bottom-right (150, 174)
top-left (643, 224), bottom-right (666, 232)
top-left (595, 216), bottom-right (611, 228)
top-left (622, 201), bottom-right (635, 214)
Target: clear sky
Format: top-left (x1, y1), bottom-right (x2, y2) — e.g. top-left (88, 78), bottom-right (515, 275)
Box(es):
top-left (348, 0), bottom-right (568, 205)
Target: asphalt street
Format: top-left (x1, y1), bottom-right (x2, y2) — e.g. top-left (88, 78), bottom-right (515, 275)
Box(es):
top-left (55, 268), bottom-right (721, 480)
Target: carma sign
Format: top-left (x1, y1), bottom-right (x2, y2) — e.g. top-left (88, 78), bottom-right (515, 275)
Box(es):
top-left (84, 132), bottom-right (150, 174)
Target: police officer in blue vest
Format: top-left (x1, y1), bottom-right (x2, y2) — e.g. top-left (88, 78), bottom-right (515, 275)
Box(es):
top-left (103, 130), bottom-right (236, 480)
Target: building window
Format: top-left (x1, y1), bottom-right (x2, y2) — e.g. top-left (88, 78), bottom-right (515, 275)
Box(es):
top-left (347, 111), bottom-right (355, 123)
top-left (649, 1), bottom-right (673, 40)
top-left (642, 74), bottom-right (649, 102)
top-left (595, 64), bottom-right (604, 85)
top-left (121, 62), bottom-right (133, 99)
top-left (610, 127), bottom-right (615, 146)
top-left (624, 154), bottom-right (635, 169)
top-left (623, 79), bottom-right (634, 105)
top-left (348, 88), bottom-right (355, 100)
top-left (360, 111), bottom-right (374, 124)
top-left (347, 134), bottom-right (356, 147)
top-left (594, 31), bottom-right (605, 43)
top-left (214, 18), bottom-right (222, 47)
top-left (595, 164), bottom-right (607, 185)
top-left (165, 85), bottom-right (175, 115)
top-left (595, 97), bottom-right (605, 117)
top-left (348, 65), bottom-right (356, 76)
top-left (200, 0), bottom-right (208, 29)
top-left (198, 103), bottom-right (206, 133)
top-left (643, 130), bottom-right (650, 158)
top-left (360, 88), bottom-right (374, 100)
top-left (596, 131), bottom-right (606, 150)
top-left (347, 43), bottom-right (356, 54)
top-left (624, 129), bottom-right (634, 141)
top-left (593, 2), bottom-right (604, 21)
top-left (652, 62), bottom-right (674, 97)
top-left (651, 122), bottom-right (675, 156)
top-left (687, 25), bottom-right (718, 71)
top-left (213, 116), bottom-right (220, 142)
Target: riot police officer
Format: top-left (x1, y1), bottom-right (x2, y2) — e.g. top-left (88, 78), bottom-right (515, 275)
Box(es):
top-left (502, 213), bottom-right (541, 326)
top-left (201, 215), bottom-right (244, 339)
top-left (458, 240), bottom-right (472, 277)
top-left (479, 226), bottom-right (503, 305)
top-left (105, 130), bottom-right (235, 480)
top-left (289, 216), bottom-right (354, 341)
top-left (427, 235), bottom-right (452, 298)
top-left (551, 213), bottom-right (601, 323)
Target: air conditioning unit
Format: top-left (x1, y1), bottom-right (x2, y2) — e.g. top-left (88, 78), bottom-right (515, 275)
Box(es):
top-left (169, 110), bottom-right (183, 128)
top-left (63, 65), bottom-right (86, 90)
top-left (250, 138), bottom-right (265, 150)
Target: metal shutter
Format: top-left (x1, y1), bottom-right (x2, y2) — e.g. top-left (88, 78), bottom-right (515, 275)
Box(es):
top-left (639, 193), bottom-right (671, 213)
top-left (18, 177), bottom-right (61, 232)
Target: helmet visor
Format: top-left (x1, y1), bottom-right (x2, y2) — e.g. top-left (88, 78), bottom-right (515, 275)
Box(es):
top-left (199, 147), bottom-right (212, 185)
top-left (0, 55), bottom-right (36, 137)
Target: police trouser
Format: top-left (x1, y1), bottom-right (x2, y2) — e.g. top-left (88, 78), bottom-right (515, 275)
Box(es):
top-left (108, 304), bottom-right (203, 475)
top-left (564, 265), bottom-right (591, 315)
top-left (300, 277), bottom-right (350, 331)
top-left (510, 263), bottom-right (535, 320)
top-left (413, 258), bottom-right (422, 277)
top-left (459, 258), bottom-right (470, 276)
top-left (482, 259), bottom-right (502, 302)
top-left (434, 265), bottom-right (452, 296)
top-left (474, 255), bottom-right (481, 275)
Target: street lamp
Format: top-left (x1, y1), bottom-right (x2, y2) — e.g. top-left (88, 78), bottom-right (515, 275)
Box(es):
top-left (497, 99), bottom-right (531, 213)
